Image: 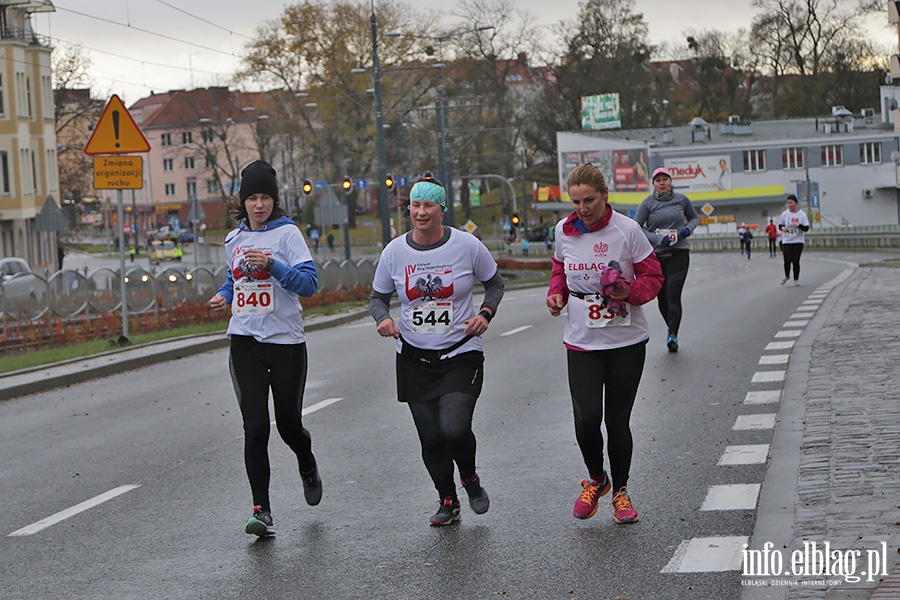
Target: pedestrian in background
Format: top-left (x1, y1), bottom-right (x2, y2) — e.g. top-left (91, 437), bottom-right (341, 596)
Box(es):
top-left (633, 167), bottom-right (699, 353)
top-left (765, 218), bottom-right (778, 257)
top-left (547, 163), bottom-right (663, 525)
top-left (369, 176), bottom-right (503, 527)
top-left (737, 223), bottom-right (748, 256)
top-left (778, 194), bottom-right (810, 286)
top-left (208, 160), bottom-right (322, 538)
top-left (741, 226), bottom-right (753, 260)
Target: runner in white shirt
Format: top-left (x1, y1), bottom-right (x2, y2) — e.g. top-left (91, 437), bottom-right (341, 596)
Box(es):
top-left (208, 160), bottom-right (321, 537)
top-left (778, 194), bottom-right (811, 286)
top-left (547, 163), bottom-right (663, 525)
top-left (369, 175), bottom-right (504, 526)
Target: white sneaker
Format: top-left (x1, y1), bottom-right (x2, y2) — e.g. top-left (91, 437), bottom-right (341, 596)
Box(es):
top-left (780, 278), bottom-right (788, 285)
top-left (794, 280), bottom-right (800, 286)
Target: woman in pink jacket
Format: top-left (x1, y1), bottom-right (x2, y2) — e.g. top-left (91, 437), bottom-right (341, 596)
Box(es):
top-left (546, 163), bottom-right (663, 524)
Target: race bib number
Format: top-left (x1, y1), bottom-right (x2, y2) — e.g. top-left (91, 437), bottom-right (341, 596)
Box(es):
top-left (655, 228), bottom-right (678, 243)
top-left (233, 281), bottom-right (275, 316)
top-left (785, 227), bottom-right (798, 236)
top-left (584, 296), bottom-right (631, 328)
top-left (410, 300), bottom-right (453, 334)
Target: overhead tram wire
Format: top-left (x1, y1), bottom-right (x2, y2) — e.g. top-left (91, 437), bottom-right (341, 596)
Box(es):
top-left (150, 0), bottom-right (255, 40)
top-left (55, 7), bottom-right (240, 57)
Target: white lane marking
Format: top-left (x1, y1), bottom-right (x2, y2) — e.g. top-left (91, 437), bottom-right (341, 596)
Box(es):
top-left (793, 308), bottom-right (816, 314)
top-left (789, 313), bottom-right (812, 320)
top-left (765, 341), bottom-right (794, 351)
top-left (800, 300), bottom-right (822, 306)
top-left (9, 484), bottom-right (142, 537)
top-left (774, 330), bottom-right (801, 338)
top-left (733, 413), bottom-right (776, 430)
top-left (718, 444), bottom-right (770, 465)
top-left (807, 294), bottom-right (827, 299)
top-left (661, 536), bottom-right (748, 573)
top-left (759, 354), bottom-right (788, 365)
top-left (499, 325), bottom-right (532, 337)
top-left (302, 397), bottom-right (344, 416)
top-left (700, 484), bottom-right (761, 511)
top-left (744, 390), bottom-right (781, 405)
top-left (269, 397), bottom-right (345, 426)
top-left (783, 319), bottom-right (810, 328)
top-left (752, 370), bottom-right (785, 383)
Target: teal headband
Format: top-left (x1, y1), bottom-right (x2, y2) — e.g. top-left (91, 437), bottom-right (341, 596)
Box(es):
top-left (409, 181), bottom-right (447, 212)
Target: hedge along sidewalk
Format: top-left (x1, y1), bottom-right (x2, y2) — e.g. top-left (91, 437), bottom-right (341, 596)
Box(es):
top-left (0, 308), bottom-right (371, 402)
top-left (0, 272), bottom-right (551, 401)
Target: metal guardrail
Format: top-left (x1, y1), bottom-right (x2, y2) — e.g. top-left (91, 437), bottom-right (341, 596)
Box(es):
top-left (0, 258), bottom-right (379, 322)
top-left (688, 230), bottom-right (900, 252)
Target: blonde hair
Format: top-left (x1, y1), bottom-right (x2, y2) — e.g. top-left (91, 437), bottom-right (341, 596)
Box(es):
top-left (566, 163), bottom-right (608, 194)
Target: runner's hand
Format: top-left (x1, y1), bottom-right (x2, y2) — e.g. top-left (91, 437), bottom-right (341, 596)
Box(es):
top-left (463, 313), bottom-right (489, 336)
top-left (209, 293), bottom-right (227, 312)
top-left (547, 293), bottom-right (565, 317)
top-left (376, 317), bottom-right (399, 339)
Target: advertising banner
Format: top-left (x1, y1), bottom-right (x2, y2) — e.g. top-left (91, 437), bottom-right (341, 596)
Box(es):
top-left (580, 94), bottom-right (622, 131)
top-left (664, 155), bottom-right (732, 192)
top-left (560, 149), bottom-right (648, 192)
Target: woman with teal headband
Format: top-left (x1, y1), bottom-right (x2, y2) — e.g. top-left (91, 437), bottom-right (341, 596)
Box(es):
top-left (369, 175), bottom-right (505, 526)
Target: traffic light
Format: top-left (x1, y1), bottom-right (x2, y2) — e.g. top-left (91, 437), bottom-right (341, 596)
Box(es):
top-left (341, 176), bottom-right (353, 192)
top-left (385, 173), bottom-right (394, 190)
top-left (511, 213), bottom-right (520, 225)
top-left (302, 179), bottom-right (313, 195)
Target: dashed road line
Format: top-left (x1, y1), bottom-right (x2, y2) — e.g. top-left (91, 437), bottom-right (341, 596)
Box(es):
top-left (765, 341), bottom-right (794, 351)
top-left (758, 354), bottom-right (789, 365)
top-left (661, 536), bottom-right (748, 573)
top-left (9, 484), bottom-right (142, 537)
top-left (751, 370), bottom-right (785, 383)
top-left (718, 444), bottom-right (770, 465)
top-left (774, 330), bottom-right (801, 338)
top-left (499, 325), bottom-right (532, 337)
top-left (744, 390), bottom-right (781, 405)
top-left (733, 414), bottom-right (776, 430)
top-left (700, 484), bottom-right (761, 511)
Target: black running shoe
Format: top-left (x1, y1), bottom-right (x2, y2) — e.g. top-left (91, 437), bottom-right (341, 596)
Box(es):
top-left (461, 473), bottom-right (490, 514)
top-left (301, 459), bottom-right (323, 506)
top-left (429, 497), bottom-right (461, 526)
top-left (245, 505), bottom-right (275, 537)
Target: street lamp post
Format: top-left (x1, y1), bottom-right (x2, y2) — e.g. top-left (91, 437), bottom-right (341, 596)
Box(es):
top-left (370, 2), bottom-right (391, 247)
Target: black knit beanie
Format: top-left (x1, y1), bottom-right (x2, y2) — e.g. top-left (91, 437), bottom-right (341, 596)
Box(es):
top-left (239, 160), bottom-right (279, 203)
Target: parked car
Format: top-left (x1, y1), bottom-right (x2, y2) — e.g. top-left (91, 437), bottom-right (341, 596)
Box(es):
top-left (149, 240), bottom-right (181, 265)
top-left (0, 257), bottom-right (38, 309)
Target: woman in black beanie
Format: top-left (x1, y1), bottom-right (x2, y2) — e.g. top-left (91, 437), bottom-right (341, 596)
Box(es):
top-left (209, 160), bottom-right (322, 537)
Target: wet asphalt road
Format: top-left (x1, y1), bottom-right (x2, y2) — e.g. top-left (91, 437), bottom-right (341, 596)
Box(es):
top-left (0, 250), bottom-right (891, 600)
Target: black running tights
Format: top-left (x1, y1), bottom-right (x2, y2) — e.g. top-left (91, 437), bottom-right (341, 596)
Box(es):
top-left (656, 249), bottom-right (690, 336)
top-left (782, 243), bottom-right (804, 280)
top-left (567, 342), bottom-right (646, 491)
top-left (229, 335), bottom-right (315, 511)
top-left (408, 393), bottom-right (478, 499)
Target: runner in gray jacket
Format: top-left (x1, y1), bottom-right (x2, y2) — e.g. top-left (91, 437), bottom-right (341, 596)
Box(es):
top-left (633, 167), bottom-right (699, 352)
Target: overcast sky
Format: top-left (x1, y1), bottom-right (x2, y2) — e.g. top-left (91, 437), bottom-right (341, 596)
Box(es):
top-left (38, 0), bottom-right (898, 105)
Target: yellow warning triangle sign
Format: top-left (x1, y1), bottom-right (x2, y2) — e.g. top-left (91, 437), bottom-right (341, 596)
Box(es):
top-left (84, 94), bottom-right (151, 155)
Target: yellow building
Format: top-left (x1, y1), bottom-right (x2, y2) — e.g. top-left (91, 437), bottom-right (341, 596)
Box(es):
top-left (0, 0), bottom-right (61, 269)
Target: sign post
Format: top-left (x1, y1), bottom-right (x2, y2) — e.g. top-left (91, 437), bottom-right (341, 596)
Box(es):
top-left (84, 94), bottom-right (151, 344)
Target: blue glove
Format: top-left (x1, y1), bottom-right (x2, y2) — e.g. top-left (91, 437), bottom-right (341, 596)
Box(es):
top-left (679, 227), bottom-right (692, 239)
top-left (659, 235), bottom-right (671, 248)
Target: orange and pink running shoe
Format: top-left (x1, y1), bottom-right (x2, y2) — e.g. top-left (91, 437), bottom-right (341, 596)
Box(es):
top-left (612, 487), bottom-right (639, 524)
top-left (573, 473), bottom-right (611, 520)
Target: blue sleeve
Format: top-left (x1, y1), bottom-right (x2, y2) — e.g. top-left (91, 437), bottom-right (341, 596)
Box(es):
top-left (216, 268), bottom-right (235, 304)
top-left (269, 258), bottom-right (318, 297)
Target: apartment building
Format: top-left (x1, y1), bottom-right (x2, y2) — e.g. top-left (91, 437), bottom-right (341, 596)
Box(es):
top-left (0, 0), bottom-right (60, 269)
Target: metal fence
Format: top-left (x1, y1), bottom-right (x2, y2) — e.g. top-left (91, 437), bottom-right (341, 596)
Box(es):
top-left (0, 258), bottom-right (379, 322)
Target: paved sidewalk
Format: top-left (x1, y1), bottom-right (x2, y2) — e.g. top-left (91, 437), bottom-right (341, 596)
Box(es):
top-left (746, 264), bottom-right (900, 599)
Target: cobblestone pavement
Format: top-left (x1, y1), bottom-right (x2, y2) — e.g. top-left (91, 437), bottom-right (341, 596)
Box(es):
top-left (747, 265), bottom-right (900, 600)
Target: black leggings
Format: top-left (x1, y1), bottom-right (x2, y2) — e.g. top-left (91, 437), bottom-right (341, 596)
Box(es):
top-left (782, 243), bottom-right (803, 280)
top-left (408, 393), bottom-right (478, 499)
top-left (567, 342), bottom-right (646, 491)
top-left (656, 250), bottom-right (690, 336)
top-left (768, 238), bottom-right (777, 256)
top-left (229, 335), bottom-right (315, 511)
